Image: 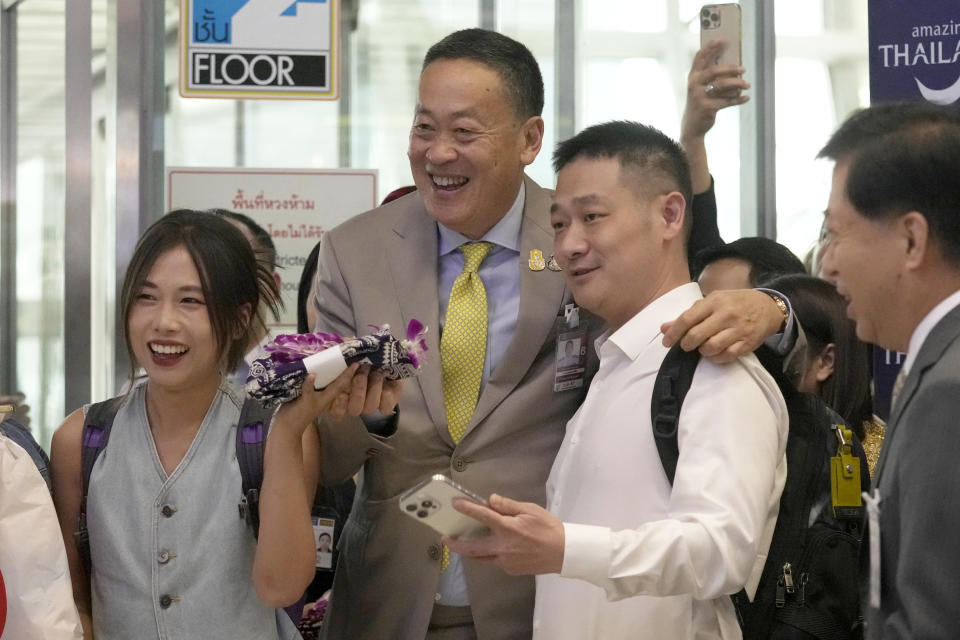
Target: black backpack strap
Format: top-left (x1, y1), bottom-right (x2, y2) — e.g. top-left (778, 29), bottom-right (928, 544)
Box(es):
top-left (76, 399), bottom-right (120, 574)
top-left (236, 397), bottom-right (275, 538)
top-left (650, 346), bottom-right (754, 626)
top-left (650, 343), bottom-right (701, 486)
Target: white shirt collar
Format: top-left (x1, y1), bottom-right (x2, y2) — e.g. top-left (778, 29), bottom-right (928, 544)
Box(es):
top-left (902, 287), bottom-right (960, 376)
top-left (596, 282), bottom-right (703, 361)
top-left (437, 182), bottom-right (525, 255)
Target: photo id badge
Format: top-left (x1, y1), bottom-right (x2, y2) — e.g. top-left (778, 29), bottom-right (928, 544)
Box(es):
top-left (555, 307), bottom-right (587, 392)
top-left (313, 516), bottom-right (336, 570)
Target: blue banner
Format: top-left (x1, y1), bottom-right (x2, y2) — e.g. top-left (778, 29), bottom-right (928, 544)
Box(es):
top-left (867, 0), bottom-right (956, 419)
top-left (869, 0), bottom-right (960, 105)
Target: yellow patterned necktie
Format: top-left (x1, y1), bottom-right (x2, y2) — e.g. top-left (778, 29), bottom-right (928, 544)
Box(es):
top-left (441, 241), bottom-right (494, 443)
top-left (439, 241), bottom-right (493, 571)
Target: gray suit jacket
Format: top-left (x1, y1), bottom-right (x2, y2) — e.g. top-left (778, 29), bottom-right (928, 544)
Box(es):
top-left (866, 303), bottom-right (960, 638)
top-left (313, 176), bottom-right (600, 640)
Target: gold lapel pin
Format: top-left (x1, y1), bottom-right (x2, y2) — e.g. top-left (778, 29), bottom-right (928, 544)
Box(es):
top-left (528, 249), bottom-right (546, 271)
top-left (547, 255), bottom-right (563, 271)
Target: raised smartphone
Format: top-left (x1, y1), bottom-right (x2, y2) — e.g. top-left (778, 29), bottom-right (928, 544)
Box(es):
top-left (399, 474), bottom-right (491, 540)
top-left (700, 3), bottom-right (742, 66)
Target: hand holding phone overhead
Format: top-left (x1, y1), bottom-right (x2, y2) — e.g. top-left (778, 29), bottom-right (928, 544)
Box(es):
top-left (700, 3), bottom-right (742, 67)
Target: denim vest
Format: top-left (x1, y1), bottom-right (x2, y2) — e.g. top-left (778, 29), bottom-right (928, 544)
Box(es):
top-left (86, 381), bottom-right (300, 640)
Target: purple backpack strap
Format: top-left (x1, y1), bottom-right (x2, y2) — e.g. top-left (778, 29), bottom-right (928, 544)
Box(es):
top-left (236, 398), bottom-right (275, 537)
top-left (76, 399), bottom-right (121, 574)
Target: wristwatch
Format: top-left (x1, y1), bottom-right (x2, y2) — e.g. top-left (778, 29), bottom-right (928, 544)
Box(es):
top-left (764, 291), bottom-right (790, 333)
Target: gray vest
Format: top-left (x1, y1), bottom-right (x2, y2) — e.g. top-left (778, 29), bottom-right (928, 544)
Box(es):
top-left (86, 381), bottom-right (300, 640)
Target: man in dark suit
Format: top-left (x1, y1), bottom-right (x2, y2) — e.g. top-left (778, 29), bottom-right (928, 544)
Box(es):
top-left (817, 101), bottom-right (960, 638)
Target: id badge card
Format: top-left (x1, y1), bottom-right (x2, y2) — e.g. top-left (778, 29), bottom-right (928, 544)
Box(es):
top-left (313, 516), bottom-right (336, 570)
top-left (554, 304), bottom-right (587, 392)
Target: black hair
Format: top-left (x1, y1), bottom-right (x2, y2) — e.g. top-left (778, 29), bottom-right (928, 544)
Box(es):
top-left (422, 28), bottom-right (544, 120)
top-left (692, 236), bottom-right (806, 285)
top-left (209, 208), bottom-right (278, 272)
top-left (765, 274), bottom-right (872, 435)
top-left (553, 120), bottom-right (693, 237)
top-left (297, 241), bottom-right (323, 334)
top-left (818, 101), bottom-right (960, 265)
top-left (120, 210), bottom-right (281, 379)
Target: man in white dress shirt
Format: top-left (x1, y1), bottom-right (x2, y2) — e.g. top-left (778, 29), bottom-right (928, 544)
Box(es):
top-left (446, 120), bottom-right (789, 639)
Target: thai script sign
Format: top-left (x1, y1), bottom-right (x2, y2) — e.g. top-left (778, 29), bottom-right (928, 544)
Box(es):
top-left (167, 167), bottom-right (377, 328)
top-left (180, 0), bottom-right (339, 99)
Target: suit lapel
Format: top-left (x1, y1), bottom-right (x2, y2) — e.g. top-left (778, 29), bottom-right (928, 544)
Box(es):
top-left (874, 303), bottom-right (960, 485)
top-left (466, 177), bottom-right (567, 436)
top-left (385, 196), bottom-right (447, 431)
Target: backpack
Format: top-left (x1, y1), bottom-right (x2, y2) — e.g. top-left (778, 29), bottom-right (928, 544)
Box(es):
top-left (74, 395), bottom-right (275, 573)
top-left (0, 418), bottom-right (51, 492)
top-left (651, 344), bottom-right (867, 640)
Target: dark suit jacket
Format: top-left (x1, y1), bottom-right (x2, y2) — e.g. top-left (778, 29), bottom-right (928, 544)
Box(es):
top-left (866, 303), bottom-right (960, 638)
top-left (313, 176), bottom-right (600, 640)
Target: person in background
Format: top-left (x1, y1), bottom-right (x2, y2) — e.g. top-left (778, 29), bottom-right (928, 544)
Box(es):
top-left (0, 403), bottom-right (82, 640)
top-left (689, 236), bottom-right (807, 384)
top-left (0, 409), bottom-right (50, 491)
top-left (0, 392), bottom-right (46, 489)
top-left (0, 391), bottom-right (30, 430)
top-left (663, 42), bottom-right (806, 366)
top-left (680, 39), bottom-right (748, 255)
top-left (694, 236), bottom-right (806, 295)
top-left (763, 273), bottom-right (883, 473)
top-left (210, 208), bottom-right (283, 385)
top-left (298, 241), bottom-right (325, 339)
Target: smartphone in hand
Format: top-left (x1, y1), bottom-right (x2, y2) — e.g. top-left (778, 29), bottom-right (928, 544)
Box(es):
top-left (399, 474), bottom-right (491, 540)
top-left (700, 3), bottom-right (742, 66)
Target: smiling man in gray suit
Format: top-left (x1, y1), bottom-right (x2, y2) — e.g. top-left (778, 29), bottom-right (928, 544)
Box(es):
top-left (312, 29), bottom-right (600, 639)
top-left (818, 101), bottom-right (960, 639)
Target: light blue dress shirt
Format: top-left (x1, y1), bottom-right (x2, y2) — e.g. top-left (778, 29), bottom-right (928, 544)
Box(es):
top-left (434, 184), bottom-right (525, 606)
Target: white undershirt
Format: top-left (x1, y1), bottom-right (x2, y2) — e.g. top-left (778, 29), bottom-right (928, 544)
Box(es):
top-left (902, 288), bottom-right (960, 378)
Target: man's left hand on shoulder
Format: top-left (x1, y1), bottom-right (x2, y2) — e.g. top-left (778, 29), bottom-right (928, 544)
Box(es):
top-left (443, 494), bottom-right (565, 576)
top-left (660, 289), bottom-right (784, 363)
